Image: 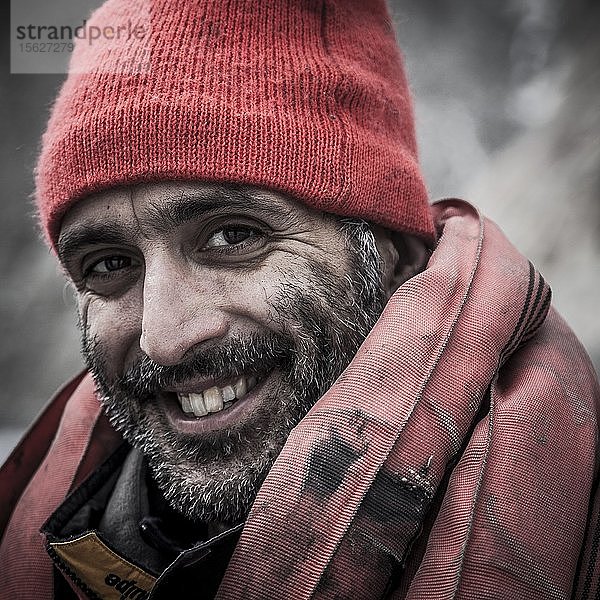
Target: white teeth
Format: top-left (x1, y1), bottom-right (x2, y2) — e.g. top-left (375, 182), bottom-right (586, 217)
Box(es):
top-left (203, 386), bottom-right (224, 413)
top-left (177, 374), bottom-right (260, 417)
top-left (180, 393), bottom-right (193, 414)
top-left (222, 385), bottom-right (236, 402)
top-left (189, 393), bottom-right (208, 417)
top-left (234, 376), bottom-right (247, 399)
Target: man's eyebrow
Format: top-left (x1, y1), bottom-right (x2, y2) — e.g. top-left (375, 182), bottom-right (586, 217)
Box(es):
top-left (57, 187), bottom-right (296, 263)
top-left (143, 187), bottom-right (294, 232)
top-left (57, 223), bottom-right (133, 265)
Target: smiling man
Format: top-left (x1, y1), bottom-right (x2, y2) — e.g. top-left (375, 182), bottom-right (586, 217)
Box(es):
top-left (61, 181), bottom-right (423, 528)
top-left (1, 1), bottom-right (600, 599)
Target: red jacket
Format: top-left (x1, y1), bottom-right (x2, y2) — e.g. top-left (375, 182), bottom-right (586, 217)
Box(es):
top-left (0, 374), bottom-right (122, 598)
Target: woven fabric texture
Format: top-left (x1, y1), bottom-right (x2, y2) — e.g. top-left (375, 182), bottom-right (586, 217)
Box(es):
top-left (0, 376), bottom-right (107, 597)
top-left (2, 201), bottom-right (598, 598)
top-left (217, 199), bottom-right (600, 599)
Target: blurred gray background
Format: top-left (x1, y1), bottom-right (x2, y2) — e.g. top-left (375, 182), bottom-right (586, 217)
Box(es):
top-left (1, 0), bottom-right (599, 461)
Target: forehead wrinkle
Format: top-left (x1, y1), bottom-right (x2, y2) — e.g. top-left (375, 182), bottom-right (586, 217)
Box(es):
top-left (137, 186), bottom-right (299, 234)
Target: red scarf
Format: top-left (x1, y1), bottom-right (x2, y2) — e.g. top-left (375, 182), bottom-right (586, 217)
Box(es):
top-left (2, 200), bottom-right (599, 599)
top-left (217, 200), bottom-right (600, 599)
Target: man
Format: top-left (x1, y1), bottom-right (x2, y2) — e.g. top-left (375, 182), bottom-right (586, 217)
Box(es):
top-left (1, 1), bottom-right (599, 598)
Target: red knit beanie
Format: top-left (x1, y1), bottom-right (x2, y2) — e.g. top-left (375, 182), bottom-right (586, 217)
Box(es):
top-left (36, 0), bottom-right (434, 249)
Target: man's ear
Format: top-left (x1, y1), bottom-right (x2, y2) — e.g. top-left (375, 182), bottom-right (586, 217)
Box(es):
top-left (372, 226), bottom-right (431, 299)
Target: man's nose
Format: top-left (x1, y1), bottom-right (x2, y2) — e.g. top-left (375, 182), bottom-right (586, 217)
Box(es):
top-left (139, 263), bottom-right (228, 366)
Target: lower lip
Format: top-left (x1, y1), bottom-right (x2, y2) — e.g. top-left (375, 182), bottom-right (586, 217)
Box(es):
top-left (157, 374), bottom-right (273, 435)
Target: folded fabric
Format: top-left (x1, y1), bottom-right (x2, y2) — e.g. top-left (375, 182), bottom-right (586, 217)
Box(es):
top-left (217, 199), bottom-right (600, 599)
top-left (2, 200), bottom-right (598, 599)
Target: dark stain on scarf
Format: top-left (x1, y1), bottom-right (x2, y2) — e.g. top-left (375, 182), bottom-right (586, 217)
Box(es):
top-left (360, 467), bottom-right (433, 526)
top-left (303, 429), bottom-right (363, 499)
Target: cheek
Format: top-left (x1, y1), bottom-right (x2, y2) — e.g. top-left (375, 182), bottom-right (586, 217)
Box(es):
top-left (219, 253), bottom-right (328, 336)
top-left (216, 256), bottom-right (314, 328)
top-left (214, 271), bottom-right (280, 324)
top-left (78, 292), bottom-right (142, 374)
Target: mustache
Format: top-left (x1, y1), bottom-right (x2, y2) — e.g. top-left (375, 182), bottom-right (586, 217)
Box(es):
top-left (86, 333), bottom-right (294, 401)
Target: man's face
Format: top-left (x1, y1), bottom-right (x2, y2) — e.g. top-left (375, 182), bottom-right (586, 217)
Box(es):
top-left (58, 182), bottom-right (387, 524)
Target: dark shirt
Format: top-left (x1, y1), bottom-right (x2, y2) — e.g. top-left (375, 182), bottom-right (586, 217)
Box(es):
top-left (42, 444), bottom-right (242, 599)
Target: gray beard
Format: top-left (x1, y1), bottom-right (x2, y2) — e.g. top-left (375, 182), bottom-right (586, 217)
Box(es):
top-left (80, 219), bottom-right (385, 524)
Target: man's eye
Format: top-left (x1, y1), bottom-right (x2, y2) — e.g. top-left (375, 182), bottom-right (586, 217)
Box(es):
top-left (88, 255), bottom-right (132, 274)
top-left (204, 226), bottom-right (257, 249)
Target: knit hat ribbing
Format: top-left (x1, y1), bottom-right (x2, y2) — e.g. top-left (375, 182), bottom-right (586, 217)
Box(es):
top-left (36, 0), bottom-right (434, 248)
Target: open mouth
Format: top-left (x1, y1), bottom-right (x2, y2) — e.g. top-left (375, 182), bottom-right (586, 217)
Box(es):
top-left (176, 374), bottom-right (261, 418)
